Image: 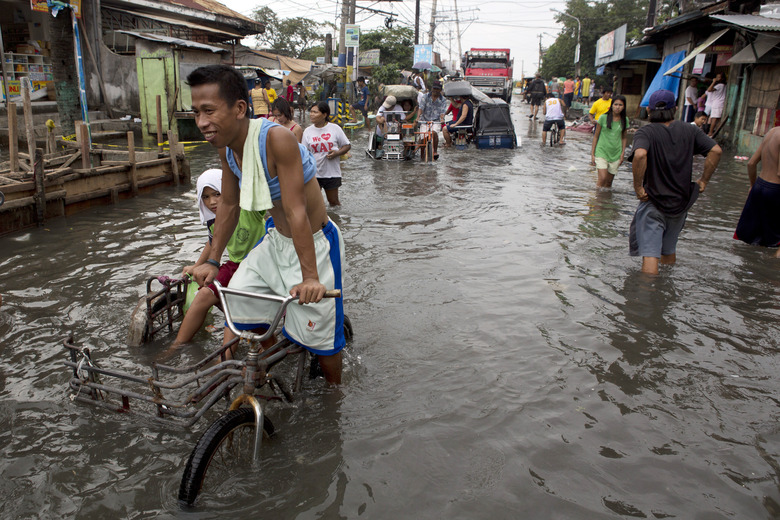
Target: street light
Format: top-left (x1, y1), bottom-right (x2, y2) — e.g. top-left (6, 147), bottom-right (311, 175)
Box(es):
top-left (551, 8), bottom-right (581, 77)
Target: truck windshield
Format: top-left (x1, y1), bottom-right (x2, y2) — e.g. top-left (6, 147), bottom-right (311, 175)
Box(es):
top-left (467, 61), bottom-right (507, 69)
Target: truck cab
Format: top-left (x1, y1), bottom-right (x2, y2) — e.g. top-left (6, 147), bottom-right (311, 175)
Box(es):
top-left (463, 48), bottom-right (514, 103)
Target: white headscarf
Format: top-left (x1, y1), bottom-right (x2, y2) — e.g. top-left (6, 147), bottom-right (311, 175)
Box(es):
top-left (196, 169), bottom-right (222, 225)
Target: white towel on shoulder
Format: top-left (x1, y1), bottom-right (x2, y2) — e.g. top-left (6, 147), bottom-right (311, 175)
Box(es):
top-left (239, 118), bottom-right (273, 212)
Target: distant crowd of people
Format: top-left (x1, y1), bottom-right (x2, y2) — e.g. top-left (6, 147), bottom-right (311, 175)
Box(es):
top-left (525, 74), bottom-right (780, 274)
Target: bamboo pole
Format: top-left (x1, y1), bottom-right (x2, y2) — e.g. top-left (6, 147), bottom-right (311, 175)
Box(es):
top-left (77, 18), bottom-right (114, 119)
top-left (8, 102), bottom-right (19, 172)
top-left (127, 131), bottom-right (138, 196)
top-left (77, 122), bottom-right (90, 169)
top-left (21, 78), bottom-right (36, 170)
top-left (156, 95), bottom-right (163, 152)
top-left (46, 125), bottom-right (56, 155)
top-left (167, 130), bottom-right (180, 186)
top-left (33, 147), bottom-right (45, 225)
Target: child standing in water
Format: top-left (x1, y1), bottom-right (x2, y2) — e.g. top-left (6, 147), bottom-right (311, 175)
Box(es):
top-left (591, 94), bottom-right (628, 188)
top-left (173, 169), bottom-right (266, 346)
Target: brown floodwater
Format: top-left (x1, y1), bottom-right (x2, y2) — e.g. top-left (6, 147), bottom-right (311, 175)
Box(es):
top-left (1, 100), bottom-right (779, 519)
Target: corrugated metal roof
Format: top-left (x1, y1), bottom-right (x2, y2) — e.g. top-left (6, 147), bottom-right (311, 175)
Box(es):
top-left (158, 0), bottom-right (255, 24)
top-left (711, 14), bottom-right (780, 31)
top-left (117, 31), bottom-right (229, 53)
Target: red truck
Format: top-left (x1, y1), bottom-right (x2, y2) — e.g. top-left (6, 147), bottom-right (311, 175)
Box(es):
top-left (463, 48), bottom-right (514, 102)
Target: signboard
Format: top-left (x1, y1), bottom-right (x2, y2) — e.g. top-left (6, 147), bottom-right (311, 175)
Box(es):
top-left (0, 79), bottom-right (46, 101)
top-left (316, 57), bottom-right (325, 64)
top-left (716, 52), bottom-right (732, 67)
top-left (594, 24), bottom-right (626, 66)
top-left (31, 0), bottom-right (81, 17)
top-left (345, 25), bottom-right (360, 47)
top-left (359, 49), bottom-right (380, 67)
top-left (692, 54), bottom-right (706, 74)
top-left (597, 31), bottom-right (615, 59)
top-left (414, 44), bottom-right (433, 64)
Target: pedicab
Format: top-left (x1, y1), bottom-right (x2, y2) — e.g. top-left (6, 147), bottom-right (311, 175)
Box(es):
top-left (366, 85), bottom-right (435, 161)
top-left (442, 81), bottom-right (518, 150)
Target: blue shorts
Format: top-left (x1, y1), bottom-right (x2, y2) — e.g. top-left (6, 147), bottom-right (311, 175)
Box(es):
top-left (629, 201), bottom-right (688, 258)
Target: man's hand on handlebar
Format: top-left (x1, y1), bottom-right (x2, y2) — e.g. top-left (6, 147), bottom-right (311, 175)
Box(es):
top-left (290, 278), bottom-right (326, 305)
top-left (193, 262), bottom-right (219, 287)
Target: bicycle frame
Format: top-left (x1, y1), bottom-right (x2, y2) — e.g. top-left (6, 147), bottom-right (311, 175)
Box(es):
top-left (65, 284), bottom-right (339, 437)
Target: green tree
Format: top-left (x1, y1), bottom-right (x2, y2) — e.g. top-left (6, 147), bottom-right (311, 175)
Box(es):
top-left (540, 0), bottom-right (647, 83)
top-left (252, 7), bottom-right (328, 58)
top-left (371, 62), bottom-right (403, 87)
top-left (359, 27), bottom-right (415, 70)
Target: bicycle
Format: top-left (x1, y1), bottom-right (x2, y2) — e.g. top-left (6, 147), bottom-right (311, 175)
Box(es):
top-left (549, 122), bottom-right (560, 147)
top-left (64, 282), bottom-right (351, 507)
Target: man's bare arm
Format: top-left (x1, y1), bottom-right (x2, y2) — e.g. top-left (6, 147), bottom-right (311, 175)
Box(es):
top-left (747, 140), bottom-right (763, 187)
top-left (697, 144), bottom-right (722, 193)
top-left (269, 127), bottom-right (325, 304)
top-left (632, 148), bottom-right (649, 201)
top-left (192, 148), bottom-right (240, 287)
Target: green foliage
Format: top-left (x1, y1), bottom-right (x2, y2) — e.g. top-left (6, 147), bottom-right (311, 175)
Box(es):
top-left (359, 27), bottom-right (415, 70)
top-left (656, 0), bottom-right (680, 24)
top-left (371, 62), bottom-right (403, 87)
top-left (540, 0), bottom-right (647, 83)
top-left (252, 7), bottom-right (328, 58)
top-left (299, 45), bottom-right (332, 63)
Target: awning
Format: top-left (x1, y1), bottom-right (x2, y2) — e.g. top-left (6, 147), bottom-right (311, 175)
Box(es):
top-left (728, 33), bottom-right (780, 63)
top-left (711, 14), bottom-right (780, 32)
top-left (116, 31), bottom-right (228, 53)
top-left (277, 56), bottom-right (313, 85)
top-left (641, 50), bottom-right (686, 107)
top-left (664, 29), bottom-right (730, 76)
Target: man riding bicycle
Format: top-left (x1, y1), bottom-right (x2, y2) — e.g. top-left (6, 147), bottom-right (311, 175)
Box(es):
top-left (542, 93), bottom-right (566, 146)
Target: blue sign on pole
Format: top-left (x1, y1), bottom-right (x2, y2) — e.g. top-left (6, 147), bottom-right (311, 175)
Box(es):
top-left (413, 44), bottom-right (433, 64)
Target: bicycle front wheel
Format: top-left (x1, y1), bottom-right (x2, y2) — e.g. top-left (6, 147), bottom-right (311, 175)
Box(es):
top-left (178, 407), bottom-right (275, 507)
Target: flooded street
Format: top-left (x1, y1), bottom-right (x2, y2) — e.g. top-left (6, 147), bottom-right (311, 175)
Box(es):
top-left (1, 100), bottom-right (779, 519)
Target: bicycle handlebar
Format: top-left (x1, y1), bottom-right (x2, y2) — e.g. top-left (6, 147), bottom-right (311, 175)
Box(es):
top-left (214, 281), bottom-right (341, 342)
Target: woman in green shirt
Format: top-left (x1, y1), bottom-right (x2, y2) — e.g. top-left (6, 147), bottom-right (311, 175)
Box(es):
top-left (590, 95), bottom-right (627, 188)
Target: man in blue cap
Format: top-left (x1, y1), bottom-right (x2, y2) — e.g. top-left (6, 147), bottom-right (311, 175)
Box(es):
top-left (629, 89), bottom-right (722, 275)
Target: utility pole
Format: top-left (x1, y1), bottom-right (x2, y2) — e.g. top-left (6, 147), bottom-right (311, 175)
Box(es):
top-left (454, 0), bottom-right (462, 67)
top-left (429, 0), bottom-right (438, 45)
top-left (338, 0), bottom-right (349, 66)
top-left (415, 0), bottom-right (420, 44)
top-left (538, 34), bottom-right (543, 72)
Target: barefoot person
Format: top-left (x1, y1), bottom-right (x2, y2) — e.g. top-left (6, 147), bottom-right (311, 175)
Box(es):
top-left (629, 89), bottom-right (722, 275)
top-left (173, 169), bottom-right (265, 347)
top-left (541, 93), bottom-right (565, 145)
top-left (188, 65), bottom-right (345, 384)
top-left (734, 126), bottom-right (780, 257)
top-left (591, 95), bottom-right (627, 188)
top-left (303, 101), bottom-right (351, 207)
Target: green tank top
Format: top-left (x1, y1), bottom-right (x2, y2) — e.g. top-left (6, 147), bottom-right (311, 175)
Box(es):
top-left (209, 210), bottom-right (266, 263)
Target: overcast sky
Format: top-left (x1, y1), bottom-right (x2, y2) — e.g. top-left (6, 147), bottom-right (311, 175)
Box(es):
top-left (220, 0), bottom-right (573, 78)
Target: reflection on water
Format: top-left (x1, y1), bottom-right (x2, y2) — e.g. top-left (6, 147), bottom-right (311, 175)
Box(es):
top-left (0, 100), bottom-right (778, 518)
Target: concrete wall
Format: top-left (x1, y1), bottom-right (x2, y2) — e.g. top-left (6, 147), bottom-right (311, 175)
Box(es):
top-left (97, 43), bottom-right (140, 115)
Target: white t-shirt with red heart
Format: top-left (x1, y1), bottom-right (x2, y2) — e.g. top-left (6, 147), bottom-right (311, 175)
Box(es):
top-left (302, 122), bottom-right (351, 178)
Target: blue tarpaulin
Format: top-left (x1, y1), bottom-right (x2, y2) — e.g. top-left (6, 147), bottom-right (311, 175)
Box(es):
top-left (640, 50), bottom-right (686, 107)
